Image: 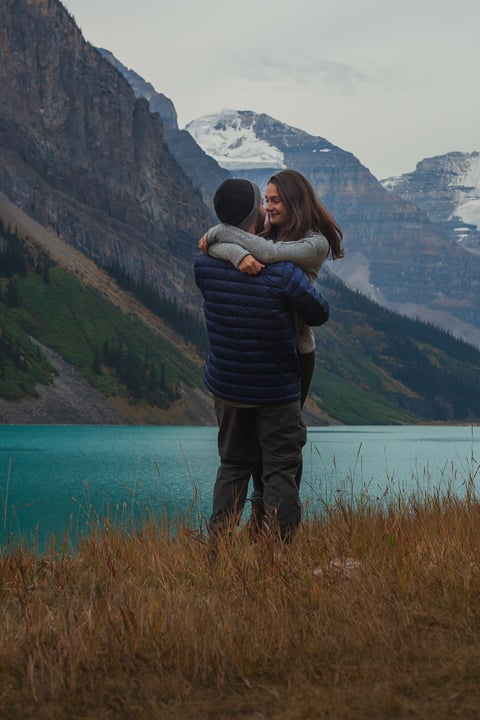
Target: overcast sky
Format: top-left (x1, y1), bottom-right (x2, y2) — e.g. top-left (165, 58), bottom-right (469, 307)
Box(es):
top-left (63, 0), bottom-right (479, 180)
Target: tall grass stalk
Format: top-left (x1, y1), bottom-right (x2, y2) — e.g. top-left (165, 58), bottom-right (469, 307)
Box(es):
top-left (2, 457), bottom-right (12, 531)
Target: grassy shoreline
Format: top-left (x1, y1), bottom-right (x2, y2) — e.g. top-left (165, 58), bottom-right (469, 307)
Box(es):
top-left (2, 487), bottom-right (480, 719)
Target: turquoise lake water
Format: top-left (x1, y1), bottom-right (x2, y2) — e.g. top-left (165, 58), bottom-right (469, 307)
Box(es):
top-left (0, 424), bottom-right (479, 550)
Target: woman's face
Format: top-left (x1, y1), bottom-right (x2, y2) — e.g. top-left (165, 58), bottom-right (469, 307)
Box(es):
top-left (265, 182), bottom-right (288, 228)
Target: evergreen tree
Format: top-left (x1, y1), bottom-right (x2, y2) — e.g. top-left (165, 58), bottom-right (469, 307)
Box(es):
top-left (7, 279), bottom-right (19, 308)
top-left (92, 346), bottom-right (102, 375)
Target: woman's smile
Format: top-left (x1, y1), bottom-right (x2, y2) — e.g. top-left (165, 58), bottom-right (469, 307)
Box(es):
top-left (265, 182), bottom-right (287, 227)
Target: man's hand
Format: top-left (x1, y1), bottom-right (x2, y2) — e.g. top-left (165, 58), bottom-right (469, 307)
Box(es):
top-left (238, 254), bottom-right (265, 275)
top-left (198, 234), bottom-right (208, 253)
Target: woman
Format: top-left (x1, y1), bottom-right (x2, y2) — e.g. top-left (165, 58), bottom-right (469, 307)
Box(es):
top-left (199, 169), bottom-right (343, 528)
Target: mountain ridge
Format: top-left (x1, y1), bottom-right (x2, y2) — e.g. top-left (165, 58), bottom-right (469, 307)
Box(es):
top-left (381, 151), bottom-right (480, 253)
top-left (98, 49), bottom-right (230, 210)
top-left (186, 109), bottom-right (480, 349)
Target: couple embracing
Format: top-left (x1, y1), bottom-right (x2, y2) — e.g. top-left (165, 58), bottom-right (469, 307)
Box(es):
top-left (194, 170), bottom-right (343, 543)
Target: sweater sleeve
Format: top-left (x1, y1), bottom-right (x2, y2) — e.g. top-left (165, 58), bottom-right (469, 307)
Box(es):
top-left (206, 224), bottom-right (328, 276)
top-left (207, 241), bottom-right (251, 268)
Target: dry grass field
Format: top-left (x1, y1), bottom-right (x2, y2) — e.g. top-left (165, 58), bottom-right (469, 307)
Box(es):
top-left (2, 485), bottom-right (480, 719)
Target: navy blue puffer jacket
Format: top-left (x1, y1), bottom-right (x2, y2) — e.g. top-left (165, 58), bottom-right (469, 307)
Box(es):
top-left (194, 254), bottom-right (329, 405)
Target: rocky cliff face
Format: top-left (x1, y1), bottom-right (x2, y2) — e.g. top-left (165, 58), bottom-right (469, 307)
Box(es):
top-left (0, 0), bottom-right (213, 305)
top-left (97, 49), bottom-right (180, 132)
top-left (381, 152), bottom-right (480, 251)
top-left (187, 110), bottom-right (480, 345)
top-left (98, 49), bottom-right (230, 212)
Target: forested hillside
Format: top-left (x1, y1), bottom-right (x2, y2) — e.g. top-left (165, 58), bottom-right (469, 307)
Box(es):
top-left (0, 217), bottom-right (208, 423)
top-left (2, 213), bottom-right (480, 425)
top-left (313, 274), bottom-right (480, 424)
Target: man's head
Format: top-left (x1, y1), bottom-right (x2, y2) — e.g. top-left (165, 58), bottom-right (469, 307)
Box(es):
top-left (213, 179), bottom-right (265, 232)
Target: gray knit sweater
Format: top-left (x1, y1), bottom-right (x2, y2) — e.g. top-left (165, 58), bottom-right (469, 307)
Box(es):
top-left (205, 224), bottom-right (329, 353)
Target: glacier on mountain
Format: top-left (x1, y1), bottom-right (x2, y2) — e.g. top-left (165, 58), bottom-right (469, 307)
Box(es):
top-left (186, 110), bottom-right (286, 170)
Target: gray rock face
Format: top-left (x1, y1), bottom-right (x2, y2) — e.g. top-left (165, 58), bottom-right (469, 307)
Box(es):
top-left (381, 152), bottom-right (480, 251)
top-left (98, 49), bottom-right (230, 211)
top-left (0, 0), bottom-right (213, 306)
top-left (97, 49), bottom-right (180, 131)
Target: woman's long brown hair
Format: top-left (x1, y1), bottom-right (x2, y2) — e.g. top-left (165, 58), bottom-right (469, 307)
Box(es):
top-left (265, 169), bottom-right (344, 259)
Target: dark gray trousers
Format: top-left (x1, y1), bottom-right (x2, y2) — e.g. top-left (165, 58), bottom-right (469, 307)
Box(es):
top-left (209, 398), bottom-right (306, 540)
top-left (251, 350), bottom-right (315, 498)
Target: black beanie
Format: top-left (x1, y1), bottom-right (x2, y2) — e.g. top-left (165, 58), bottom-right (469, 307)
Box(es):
top-left (213, 179), bottom-right (262, 230)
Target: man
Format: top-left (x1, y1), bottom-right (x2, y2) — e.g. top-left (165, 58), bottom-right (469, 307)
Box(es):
top-left (194, 178), bottom-right (329, 542)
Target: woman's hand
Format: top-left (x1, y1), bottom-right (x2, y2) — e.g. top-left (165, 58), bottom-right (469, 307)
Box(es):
top-left (198, 234), bottom-right (208, 253)
top-left (238, 254), bottom-right (265, 275)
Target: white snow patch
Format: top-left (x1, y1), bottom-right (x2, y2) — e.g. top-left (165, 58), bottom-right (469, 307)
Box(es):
top-left (450, 198), bottom-right (480, 229)
top-left (453, 228), bottom-right (470, 242)
top-left (448, 154), bottom-right (480, 229)
top-left (380, 175), bottom-right (406, 192)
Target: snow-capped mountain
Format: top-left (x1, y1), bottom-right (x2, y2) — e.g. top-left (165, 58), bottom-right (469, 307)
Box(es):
top-left (185, 108), bottom-right (363, 215)
top-left (382, 152), bottom-right (480, 249)
top-left (186, 109), bottom-right (340, 180)
top-left (186, 109), bottom-right (287, 170)
top-left (185, 109), bottom-right (480, 347)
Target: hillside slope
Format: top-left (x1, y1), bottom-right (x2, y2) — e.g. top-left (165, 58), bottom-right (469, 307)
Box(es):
top-left (2, 194), bottom-right (480, 426)
top-left (0, 193), bottom-right (216, 425)
top-left (0, 340), bottom-right (125, 424)
top-left (314, 273), bottom-right (480, 424)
